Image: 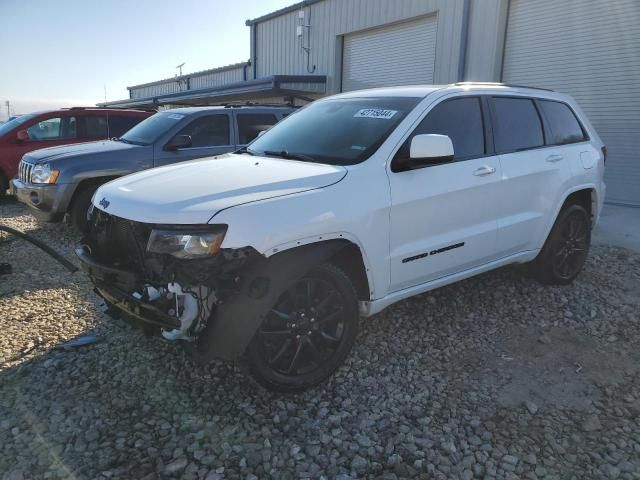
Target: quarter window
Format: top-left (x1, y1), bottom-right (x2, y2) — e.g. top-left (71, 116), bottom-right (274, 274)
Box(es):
top-left (492, 97), bottom-right (544, 153)
top-left (237, 114), bottom-right (278, 144)
top-left (398, 97), bottom-right (485, 160)
top-left (176, 115), bottom-right (230, 147)
top-left (538, 100), bottom-right (586, 145)
top-left (26, 116), bottom-right (77, 140)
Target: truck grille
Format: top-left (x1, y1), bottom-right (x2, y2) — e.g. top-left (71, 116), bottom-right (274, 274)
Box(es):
top-left (18, 160), bottom-right (34, 183)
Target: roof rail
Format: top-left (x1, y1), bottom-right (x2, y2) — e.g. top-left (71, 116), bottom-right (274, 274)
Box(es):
top-left (222, 101), bottom-right (297, 108)
top-left (453, 82), bottom-right (555, 92)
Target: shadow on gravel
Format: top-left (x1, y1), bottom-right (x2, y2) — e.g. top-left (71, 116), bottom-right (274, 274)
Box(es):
top-left (1, 245), bottom-right (640, 479)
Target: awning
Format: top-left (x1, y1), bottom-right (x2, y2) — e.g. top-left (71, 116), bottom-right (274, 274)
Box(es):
top-left (97, 75), bottom-right (326, 108)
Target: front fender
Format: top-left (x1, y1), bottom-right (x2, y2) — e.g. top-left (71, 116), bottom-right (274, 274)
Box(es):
top-left (197, 240), bottom-right (350, 360)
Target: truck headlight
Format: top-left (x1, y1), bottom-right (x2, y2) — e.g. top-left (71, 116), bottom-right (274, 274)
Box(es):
top-left (31, 163), bottom-right (60, 184)
top-left (146, 226), bottom-right (227, 259)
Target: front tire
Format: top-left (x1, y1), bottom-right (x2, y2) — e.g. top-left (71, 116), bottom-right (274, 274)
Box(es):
top-left (529, 204), bottom-right (591, 285)
top-left (246, 263), bottom-right (359, 393)
top-left (69, 185), bottom-right (98, 232)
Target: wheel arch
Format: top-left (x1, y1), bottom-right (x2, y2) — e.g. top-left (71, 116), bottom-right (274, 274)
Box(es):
top-left (198, 238), bottom-right (370, 361)
top-left (67, 176), bottom-right (119, 212)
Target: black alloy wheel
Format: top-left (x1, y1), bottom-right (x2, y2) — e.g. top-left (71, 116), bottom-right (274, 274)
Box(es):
top-left (246, 263), bottom-right (359, 392)
top-left (530, 204), bottom-right (591, 285)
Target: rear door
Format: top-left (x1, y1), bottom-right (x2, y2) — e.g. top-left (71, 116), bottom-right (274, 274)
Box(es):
top-left (388, 96), bottom-right (502, 292)
top-left (154, 113), bottom-right (233, 167)
top-left (490, 96), bottom-right (573, 256)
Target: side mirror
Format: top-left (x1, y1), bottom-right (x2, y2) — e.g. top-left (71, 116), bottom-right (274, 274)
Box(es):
top-left (393, 134), bottom-right (454, 172)
top-left (16, 130), bottom-right (29, 142)
top-left (165, 134), bottom-right (192, 151)
top-left (257, 130), bottom-right (267, 138)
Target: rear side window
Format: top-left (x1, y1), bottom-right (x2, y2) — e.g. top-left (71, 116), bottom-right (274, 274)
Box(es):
top-left (176, 115), bottom-right (230, 147)
top-left (237, 114), bottom-right (278, 144)
top-left (398, 97), bottom-right (485, 160)
top-left (538, 100), bottom-right (586, 145)
top-left (109, 115), bottom-right (145, 137)
top-left (82, 116), bottom-right (108, 138)
top-left (492, 97), bottom-right (544, 153)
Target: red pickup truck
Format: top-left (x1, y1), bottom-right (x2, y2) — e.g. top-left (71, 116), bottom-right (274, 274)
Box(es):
top-left (0, 107), bottom-right (153, 196)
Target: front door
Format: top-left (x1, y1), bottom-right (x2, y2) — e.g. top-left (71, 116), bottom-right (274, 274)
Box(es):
top-left (388, 96), bottom-right (501, 292)
top-left (154, 113), bottom-right (234, 167)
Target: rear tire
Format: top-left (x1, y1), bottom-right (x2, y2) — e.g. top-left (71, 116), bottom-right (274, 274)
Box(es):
top-left (529, 204), bottom-right (591, 285)
top-left (0, 171), bottom-right (8, 199)
top-left (246, 263), bottom-right (359, 393)
top-left (70, 185), bottom-right (98, 232)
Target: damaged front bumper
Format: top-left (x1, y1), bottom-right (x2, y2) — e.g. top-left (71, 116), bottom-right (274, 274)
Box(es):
top-left (75, 244), bottom-right (182, 331)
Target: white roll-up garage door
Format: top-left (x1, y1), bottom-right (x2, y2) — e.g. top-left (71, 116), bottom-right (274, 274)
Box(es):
top-left (502, 0), bottom-right (640, 206)
top-left (342, 15), bottom-right (437, 93)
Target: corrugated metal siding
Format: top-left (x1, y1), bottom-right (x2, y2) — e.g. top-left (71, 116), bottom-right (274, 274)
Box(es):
top-left (503, 0), bottom-right (640, 205)
top-left (254, 0), bottom-right (466, 93)
top-left (129, 65), bottom-right (247, 99)
top-left (342, 15), bottom-right (437, 91)
top-left (464, 0), bottom-right (508, 81)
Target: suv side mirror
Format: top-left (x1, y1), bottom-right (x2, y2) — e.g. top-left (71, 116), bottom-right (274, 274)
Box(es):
top-left (165, 134), bottom-right (192, 151)
top-left (257, 130), bottom-right (267, 138)
top-left (393, 134), bottom-right (454, 172)
top-left (16, 129), bottom-right (29, 142)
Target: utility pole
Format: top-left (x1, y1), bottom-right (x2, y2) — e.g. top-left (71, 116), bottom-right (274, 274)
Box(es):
top-left (4, 101), bottom-right (9, 119)
top-left (176, 62), bottom-right (185, 77)
top-left (104, 85), bottom-right (107, 103)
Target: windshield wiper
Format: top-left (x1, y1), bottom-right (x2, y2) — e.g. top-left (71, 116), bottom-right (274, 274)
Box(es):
top-left (235, 146), bottom-right (256, 156)
top-left (263, 150), bottom-right (316, 163)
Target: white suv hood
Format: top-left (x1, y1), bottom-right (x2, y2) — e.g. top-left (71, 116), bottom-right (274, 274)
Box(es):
top-left (92, 153), bottom-right (347, 224)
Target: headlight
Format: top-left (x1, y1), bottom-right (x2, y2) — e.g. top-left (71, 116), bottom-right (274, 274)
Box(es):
top-left (31, 163), bottom-right (60, 184)
top-left (146, 226), bottom-right (227, 259)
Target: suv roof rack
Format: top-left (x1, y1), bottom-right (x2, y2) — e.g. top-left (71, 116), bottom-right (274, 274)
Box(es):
top-left (222, 101), bottom-right (296, 109)
top-left (452, 82), bottom-right (555, 92)
top-left (66, 106), bottom-right (158, 112)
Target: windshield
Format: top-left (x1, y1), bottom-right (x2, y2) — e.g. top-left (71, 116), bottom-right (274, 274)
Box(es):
top-left (0, 113), bottom-right (37, 137)
top-left (247, 97), bottom-right (420, 165)
top-left (120, 111), bottom-right (186, 145)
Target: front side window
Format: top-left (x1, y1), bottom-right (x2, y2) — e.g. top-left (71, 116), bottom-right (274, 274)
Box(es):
top-left (176, 115), bottom-right (230, 147)
top-left (248, 97), bottom-right (421, 166)
top-left (396, 97), bottom-right (485, 160)
top-left (237, 113), bottom-right (278, 144)
top-left (538, 100), bottom-right (586, 145)
top-left (492, 97), bottom-right (544, 153)
top-left (26, 116), bottom-right (77, 140)
top-left (82, 115), bottom-right (108, 138)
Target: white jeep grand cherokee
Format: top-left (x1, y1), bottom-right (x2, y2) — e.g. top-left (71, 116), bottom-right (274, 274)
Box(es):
top-left (77, 84), bottom-right (605, 391)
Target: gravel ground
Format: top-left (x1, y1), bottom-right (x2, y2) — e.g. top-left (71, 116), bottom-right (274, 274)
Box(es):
top-left (1, 198), bottom-right (639, 480)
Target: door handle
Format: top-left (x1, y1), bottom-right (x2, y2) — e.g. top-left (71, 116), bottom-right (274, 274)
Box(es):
top-left (473, 165), bottom-right (496, 176)
top-left (546, 154), bottom-right (564, 163)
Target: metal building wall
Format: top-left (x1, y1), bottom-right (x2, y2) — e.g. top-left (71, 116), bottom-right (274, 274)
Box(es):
top-left (253, 0), bottom-right (468, 93)
top-left (464, 0), bottom-right (509, 81)
top-left (129, 64), bottom-right (248, 99)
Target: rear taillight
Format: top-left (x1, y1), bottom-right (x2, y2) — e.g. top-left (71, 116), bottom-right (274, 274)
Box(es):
top-left (601, 146), bottom-right (607, 165)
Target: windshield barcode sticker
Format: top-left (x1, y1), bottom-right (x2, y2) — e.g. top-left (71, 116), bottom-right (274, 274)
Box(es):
top-left (354, 109), bottom-right (398, 119)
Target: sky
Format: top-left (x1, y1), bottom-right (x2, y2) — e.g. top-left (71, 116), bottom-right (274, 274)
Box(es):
top-left (0, 0), bottom-right (294, 120)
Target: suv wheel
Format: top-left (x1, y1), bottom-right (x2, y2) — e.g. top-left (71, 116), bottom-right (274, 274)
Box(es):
top-left (246, 263), bottom-right (359, 392)
top-left (69, 185), bottom-right (99, 232)
top-left (529, 204), bottom-right (591, 285)
top-left (0, 172), bottom-right (8, 199)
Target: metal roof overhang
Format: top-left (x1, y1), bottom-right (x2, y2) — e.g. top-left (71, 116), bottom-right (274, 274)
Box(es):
top-left (97, 75), bottom-right (326, 108)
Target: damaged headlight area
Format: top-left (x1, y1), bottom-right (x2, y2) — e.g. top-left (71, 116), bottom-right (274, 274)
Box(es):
top-left (77, 210), bottom-right (259, 344)
top-left (146, 226), bottom-right (227, 259)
